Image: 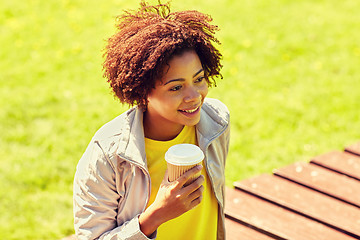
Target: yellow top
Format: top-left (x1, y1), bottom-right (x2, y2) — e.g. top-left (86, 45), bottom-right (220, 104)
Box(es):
top-left (145, 125), bottom-right (218, 240)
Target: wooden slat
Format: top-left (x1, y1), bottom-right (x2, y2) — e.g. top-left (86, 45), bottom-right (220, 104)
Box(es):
top-left (234, 174), bottom-right (360, 238)
top-left (225, 217), bottom-right (276, 240)
top-left (274, 162), bottom-right (360, 208)
top-left (225, 188), bottom-right (356, 240)
top-left (345, 141), bottom-right (360, 157)
top-left (311, 151), bottom-right (360, 181)
top-left (64, 221), bottom-right (277, 240)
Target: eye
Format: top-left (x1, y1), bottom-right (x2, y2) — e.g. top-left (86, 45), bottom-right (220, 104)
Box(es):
top-left (170, 85), bottom-right (182, 91)
top-left (195, 76), bottom-right (205, 83)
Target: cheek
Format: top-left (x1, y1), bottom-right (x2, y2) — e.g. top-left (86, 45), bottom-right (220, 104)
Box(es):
top-left (201, 84), bottom-right (209, 98)
top-left (151, 95), bottom-right (179, 112)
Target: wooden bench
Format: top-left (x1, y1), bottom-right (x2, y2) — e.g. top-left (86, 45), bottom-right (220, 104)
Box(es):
top-left (225, 141), bottom-right (360, 240)
top-left (62, 142), bottom-right (360, 240)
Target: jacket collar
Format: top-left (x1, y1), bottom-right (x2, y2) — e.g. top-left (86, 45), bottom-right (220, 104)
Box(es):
top-left (116, 106), bottom-right (148, 169)
top-left (116, 98), bottom-right (229, 168)
top-left (196, 98), bottom-right (229, 151)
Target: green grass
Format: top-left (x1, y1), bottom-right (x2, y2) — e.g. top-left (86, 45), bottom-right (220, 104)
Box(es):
top-left (1, 0), bottom-right (360, 239)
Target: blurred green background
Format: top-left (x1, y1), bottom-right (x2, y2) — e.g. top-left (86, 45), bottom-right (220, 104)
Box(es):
top-left (1, 0), bottom-right (359, 239)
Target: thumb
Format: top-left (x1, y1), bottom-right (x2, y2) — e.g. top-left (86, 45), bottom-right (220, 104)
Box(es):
top-left (161, 169), bottom-right (170, 184)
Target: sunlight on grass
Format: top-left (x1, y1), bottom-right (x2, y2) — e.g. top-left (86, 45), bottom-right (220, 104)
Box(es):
top-left (1, 0), bottom-right (360, 239)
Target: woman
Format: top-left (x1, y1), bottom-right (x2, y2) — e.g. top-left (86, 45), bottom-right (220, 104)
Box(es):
top-left (73, 1), bottom-right (230, 239)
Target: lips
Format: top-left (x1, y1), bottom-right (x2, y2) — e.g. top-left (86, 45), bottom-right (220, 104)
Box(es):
top-left (181, 107), bottom-right (199, 113)
top-left (178, 105), bottom-right (200, 115)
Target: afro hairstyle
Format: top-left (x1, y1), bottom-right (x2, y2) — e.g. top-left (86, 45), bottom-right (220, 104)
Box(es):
top-left (102, 1), bottom-right (223, 108)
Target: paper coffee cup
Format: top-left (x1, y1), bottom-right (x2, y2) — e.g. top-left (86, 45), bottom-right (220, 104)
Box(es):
top-left (165, 144), bottom-right (204, 185)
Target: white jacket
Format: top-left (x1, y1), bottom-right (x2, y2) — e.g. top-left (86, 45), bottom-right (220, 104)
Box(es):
top-left (73, 98), bottom-right (230, 239)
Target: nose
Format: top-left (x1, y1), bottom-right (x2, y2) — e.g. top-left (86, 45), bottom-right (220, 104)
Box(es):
top-left (184, 85), bottom-right (201, 103)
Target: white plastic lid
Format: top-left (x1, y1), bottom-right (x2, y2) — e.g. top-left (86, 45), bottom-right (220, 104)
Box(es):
top-left (165, 144), bottom-right (204, 166)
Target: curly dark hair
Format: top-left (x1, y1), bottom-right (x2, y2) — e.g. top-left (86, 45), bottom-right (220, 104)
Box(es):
top-left (103, 1), bottom-right (223, 108)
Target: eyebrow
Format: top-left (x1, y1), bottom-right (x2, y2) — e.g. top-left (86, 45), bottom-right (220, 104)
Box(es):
top-left (164, 69), bottom-right (204, 85)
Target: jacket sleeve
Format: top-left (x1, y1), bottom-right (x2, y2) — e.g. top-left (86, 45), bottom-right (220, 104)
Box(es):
top-left (73, 140), bottom-right (156, 240)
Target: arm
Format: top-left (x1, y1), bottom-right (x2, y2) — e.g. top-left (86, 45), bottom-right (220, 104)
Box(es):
top-left (74, 140), bottom-right (204, 239)
top-left (73, 141), bottom-right (153, 240)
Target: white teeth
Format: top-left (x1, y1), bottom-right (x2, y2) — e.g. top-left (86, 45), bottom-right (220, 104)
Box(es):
top-left (183, 107), bottom-right (198, 113)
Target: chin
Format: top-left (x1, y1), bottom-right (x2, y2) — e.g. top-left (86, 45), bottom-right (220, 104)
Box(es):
top-left (185, 118), bottom-right (201, 127)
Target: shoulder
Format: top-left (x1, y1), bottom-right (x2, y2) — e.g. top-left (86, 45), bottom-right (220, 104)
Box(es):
top-left (92, 107), bottom-right (137, 142)
top-left (83, 106), bottom-right (139, 160)
top-left (77, 107), bottom-right (139, 172)
top-left (202, 98), bottom-right (230, 124)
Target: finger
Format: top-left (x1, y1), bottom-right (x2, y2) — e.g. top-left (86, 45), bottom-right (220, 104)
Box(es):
top-left (188, 185), bottom-right (204, 202)
top-left (182, 174), bottom-right (204, 194)
top-left (162, 169), bottom-right (170, 184)
top-left (175, 165), bottom-right (202, 188)
top-left (189, 194), bottom-right (203, 209)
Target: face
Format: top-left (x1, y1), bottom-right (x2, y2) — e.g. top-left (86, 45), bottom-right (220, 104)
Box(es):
top-left (144, 50), bottom-right (208, 140)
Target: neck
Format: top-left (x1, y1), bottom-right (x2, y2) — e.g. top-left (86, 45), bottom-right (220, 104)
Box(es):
top-left (143, 112), bottom-right (184, 141)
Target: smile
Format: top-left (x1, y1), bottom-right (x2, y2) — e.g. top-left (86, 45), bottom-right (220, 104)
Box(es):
top-left (182, 107), bottom-right (198, 113)
top-left (179, 105), bottom-right (200, 114)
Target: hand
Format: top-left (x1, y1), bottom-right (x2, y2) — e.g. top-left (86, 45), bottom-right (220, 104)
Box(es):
top-left (139, 165), bottom-right (204, 236)
top-left (153, 165), bottom-right (205, 220)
